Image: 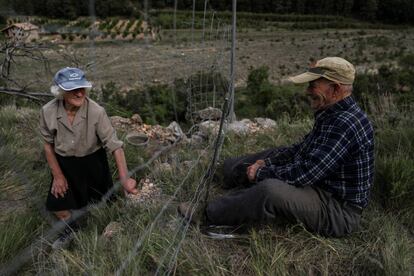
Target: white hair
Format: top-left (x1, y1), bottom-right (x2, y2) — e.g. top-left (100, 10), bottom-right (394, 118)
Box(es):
top-left (50, 85), bottom-right (92, 99)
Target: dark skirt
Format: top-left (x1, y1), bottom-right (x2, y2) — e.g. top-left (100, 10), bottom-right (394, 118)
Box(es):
top-left (46, 147), bottom-right (113, 211)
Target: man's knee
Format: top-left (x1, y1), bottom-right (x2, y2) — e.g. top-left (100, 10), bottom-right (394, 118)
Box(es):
top-left (257, 179), bottom-right (291, 201)
top-left (256, 179), bottom-right (316, 214)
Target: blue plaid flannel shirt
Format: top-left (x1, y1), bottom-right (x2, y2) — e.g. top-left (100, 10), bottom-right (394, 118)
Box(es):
top-left (256, 96), bottom-right (374, 208)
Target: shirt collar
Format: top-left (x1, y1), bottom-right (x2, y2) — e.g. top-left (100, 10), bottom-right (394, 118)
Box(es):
top-left (56, 97), bottom-right (88, 130)
top-left (56, 97), bottom-right (88, 119)
top-left (314, 96), bottom-right (356, 121)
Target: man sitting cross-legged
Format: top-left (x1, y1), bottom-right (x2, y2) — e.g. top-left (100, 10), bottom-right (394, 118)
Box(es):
top-left (178, 57), bottom-right (374, 237)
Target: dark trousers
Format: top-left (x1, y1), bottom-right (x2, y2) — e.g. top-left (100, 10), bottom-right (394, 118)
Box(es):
top-left (206, 149), bottom-right (362, 237)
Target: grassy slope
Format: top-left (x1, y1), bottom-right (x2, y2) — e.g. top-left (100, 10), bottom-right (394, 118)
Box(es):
top-left (0, 104), bottom-right (413, 275)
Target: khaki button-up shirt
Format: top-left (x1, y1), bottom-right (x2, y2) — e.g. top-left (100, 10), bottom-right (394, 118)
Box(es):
top-left (39, 97), bottom-right (123, 157)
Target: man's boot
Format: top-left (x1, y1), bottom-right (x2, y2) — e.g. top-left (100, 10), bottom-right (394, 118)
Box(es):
top-left (177, 202), bottom-right (208, 226)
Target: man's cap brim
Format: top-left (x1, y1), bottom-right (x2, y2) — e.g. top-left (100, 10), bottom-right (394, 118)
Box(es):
top-left (288, 72), bottom-right (322, 84)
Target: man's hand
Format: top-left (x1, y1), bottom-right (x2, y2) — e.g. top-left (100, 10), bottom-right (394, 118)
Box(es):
top-left (51, 175), bottom-right (68, 198)
top-left (247, 159), bottom-right (265, 182)
top-left (122, 177), bottom-right (138, 195)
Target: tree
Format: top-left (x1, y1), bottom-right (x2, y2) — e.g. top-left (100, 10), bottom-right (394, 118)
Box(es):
top-left (0, 41), bottom-right (53, 102)
top-left (360, 0), bottom-right (378, 21)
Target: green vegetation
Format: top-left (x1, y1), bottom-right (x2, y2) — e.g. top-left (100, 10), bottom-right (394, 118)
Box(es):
top-left (152, 10), bottom-right (391, 31)
top-left (5, 0), bottom-right (414, 25)
top-left (98, 71), bottom-right (227, 125)
top-left (0, 89), bottom-right (413, 273)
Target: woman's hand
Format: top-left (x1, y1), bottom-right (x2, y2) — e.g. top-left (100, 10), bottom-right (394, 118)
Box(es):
top-left (122, 177), bottom-right (138, 195)
top-left (113, 148), bottom-right (139, 196)
top-left (51, 175), bottom-right (68, 198)
top-left (247, 159), bottom-right (265, 182)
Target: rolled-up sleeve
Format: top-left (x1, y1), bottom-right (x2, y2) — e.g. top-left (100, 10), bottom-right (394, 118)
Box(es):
top-left (96, 108), bottom-right (123, 153)
top-left (39, 109), bottom-right (54, 144)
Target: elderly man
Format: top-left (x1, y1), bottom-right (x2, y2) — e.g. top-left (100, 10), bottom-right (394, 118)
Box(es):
top-left (179, 57), bottom-right (374, 237)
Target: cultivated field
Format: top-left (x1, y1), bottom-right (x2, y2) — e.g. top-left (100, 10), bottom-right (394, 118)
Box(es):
top-left (12, 27), bottom-right (414, 92)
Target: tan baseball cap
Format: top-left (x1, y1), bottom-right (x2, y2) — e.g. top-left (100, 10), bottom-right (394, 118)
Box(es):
top-left (289, 57), bottom-right (356, 85)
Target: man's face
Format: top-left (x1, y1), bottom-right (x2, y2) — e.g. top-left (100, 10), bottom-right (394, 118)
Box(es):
top-left (63, 88), bottom-right (86, 107)
top-left (306, 78), bottom-right (336, 111)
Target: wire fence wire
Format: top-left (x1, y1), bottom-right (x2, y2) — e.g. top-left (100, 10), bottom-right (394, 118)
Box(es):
top-left (0, 0), bottom-right (237, 274)
top-left (116, 0), bottom-right (236, 273)
top-left (107, 1), bottom-right (234, 274)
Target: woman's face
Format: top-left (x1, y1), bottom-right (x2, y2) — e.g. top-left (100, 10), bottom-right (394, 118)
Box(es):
top-left (63, 88), bottom-right (86, 108)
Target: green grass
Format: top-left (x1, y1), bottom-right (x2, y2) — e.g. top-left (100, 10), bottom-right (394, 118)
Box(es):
top-left (0, 91), bottom-right (413, 274)
top-left (0, 213), bottom-right (42, 264)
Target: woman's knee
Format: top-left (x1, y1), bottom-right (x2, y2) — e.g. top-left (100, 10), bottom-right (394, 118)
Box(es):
top-left (54, 210), bottom-right (71, 220)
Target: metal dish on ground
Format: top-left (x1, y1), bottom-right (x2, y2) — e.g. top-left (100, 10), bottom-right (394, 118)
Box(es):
top-left (126, 132), bottom-right (149, 147)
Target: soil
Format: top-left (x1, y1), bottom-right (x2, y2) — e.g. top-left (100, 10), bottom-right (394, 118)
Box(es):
top-left (11, 28), bottom-right (414, 92)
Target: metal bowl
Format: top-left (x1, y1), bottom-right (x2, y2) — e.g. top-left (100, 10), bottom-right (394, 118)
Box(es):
top-left (126, 132), bottom-right (149, 147)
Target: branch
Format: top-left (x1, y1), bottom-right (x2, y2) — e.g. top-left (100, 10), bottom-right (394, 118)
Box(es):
top-left (0, 88), bottom-right (53, 102)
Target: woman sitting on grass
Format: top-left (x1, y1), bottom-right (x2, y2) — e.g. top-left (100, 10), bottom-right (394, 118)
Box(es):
top-left (39, 67), bottom-right (138, 247)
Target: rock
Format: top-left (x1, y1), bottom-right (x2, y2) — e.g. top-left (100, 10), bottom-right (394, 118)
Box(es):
top-left (167, 121), bottom-right (186, 139)
top-left (131, 114), bottom-right (143, 124)
top-left (194, 107), bottom-right (222, 121)
top-left (198, 120), bottom-right (220, 137)
top-left (126, 178), bottom-right (161, 206)
top-left (240, 118), bottom-right (253, 125)
top-left (228, 120), bottom-right (250, 135)
top-left (102, 221), bottom-right (123, 239)
top-left (155, 162), bottom-right (172, 173)
top-left (189, 134), bottom-right (204, 146)
top-left (110, 116), bottom-right (131, 128)
top-left (182, 160), bottom-right (195, 168)
top-left (254, 117), bottom-right (277, 129)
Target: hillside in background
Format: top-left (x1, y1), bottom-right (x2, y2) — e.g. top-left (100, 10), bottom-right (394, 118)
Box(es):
top-left (1, 0), bottom-right (414, 24)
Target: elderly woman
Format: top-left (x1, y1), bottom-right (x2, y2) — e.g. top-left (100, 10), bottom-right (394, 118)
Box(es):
top-left (39, 67), bottom-right (137, 245)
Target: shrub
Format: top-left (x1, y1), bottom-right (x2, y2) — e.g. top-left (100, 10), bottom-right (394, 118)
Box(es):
top-left (236, 66), bottom-right (310, 120)
top-left (374, 127), bottom-right (414, 214)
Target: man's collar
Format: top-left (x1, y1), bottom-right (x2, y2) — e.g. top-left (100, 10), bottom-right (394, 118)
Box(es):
top-left (315, 96), bottom-right (356, 120)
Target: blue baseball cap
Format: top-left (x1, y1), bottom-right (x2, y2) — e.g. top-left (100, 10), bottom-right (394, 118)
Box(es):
top-left (54, 67), bottom-right (92, 91)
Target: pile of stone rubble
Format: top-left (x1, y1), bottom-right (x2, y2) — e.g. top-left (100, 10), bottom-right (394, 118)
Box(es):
top-left (110, 107), bottom-right (277, 147)
top-left (125, 177), bottom-right (162, 206)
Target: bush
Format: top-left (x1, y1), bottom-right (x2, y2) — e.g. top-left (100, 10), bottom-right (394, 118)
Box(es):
top-left (236, 66), bottom-right (310, 120)
top-left (99, 81), bottom-right (187, 125)
top-left (122, 84), bottom-right (187, 125)
top-left (373, 126), bottom-right (414, 224)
